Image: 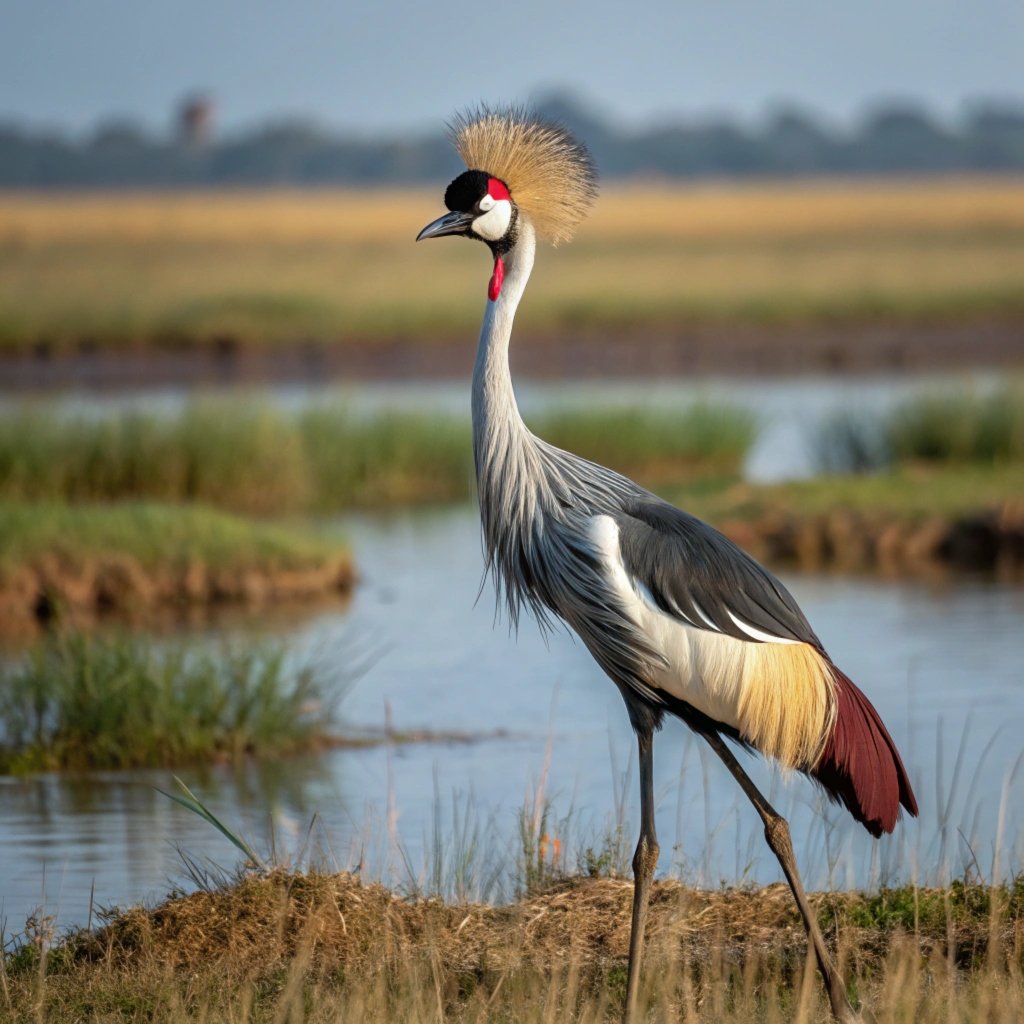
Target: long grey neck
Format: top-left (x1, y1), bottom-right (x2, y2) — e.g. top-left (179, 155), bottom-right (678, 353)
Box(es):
top-left (471, 219), bottom-right (537, 487)
top-left (471, 218), bottom-right (556, 610)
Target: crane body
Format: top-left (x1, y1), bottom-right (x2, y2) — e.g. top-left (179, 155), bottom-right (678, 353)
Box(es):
top-left (418, 109), bottom-right (917, 1024)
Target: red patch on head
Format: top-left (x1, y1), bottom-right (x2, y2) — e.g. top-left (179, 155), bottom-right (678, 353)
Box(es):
top-left (488, 255), bottom-right (505, 301)
top-left (487, 177), bottom-right (511, 202)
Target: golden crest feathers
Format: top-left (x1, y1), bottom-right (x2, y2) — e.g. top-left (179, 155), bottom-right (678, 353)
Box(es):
top-left (449, 107), bottom-right (598, 245)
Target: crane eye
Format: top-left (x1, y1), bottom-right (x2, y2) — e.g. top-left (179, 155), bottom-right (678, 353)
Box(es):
top-left (477, 194), bottom-right (496, 213)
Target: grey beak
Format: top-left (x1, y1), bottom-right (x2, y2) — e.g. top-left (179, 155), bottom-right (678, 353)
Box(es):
top-left (416, 210), bottom-right (475, 241)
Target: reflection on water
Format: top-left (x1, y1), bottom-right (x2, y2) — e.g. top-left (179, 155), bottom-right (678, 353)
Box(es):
top-left (2, 504), bottom-right (1023, 933)
top-left (1, 756), bottom-right (340, 932)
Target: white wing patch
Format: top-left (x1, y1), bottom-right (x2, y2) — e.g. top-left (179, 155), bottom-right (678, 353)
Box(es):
top-left (634, 579), bottom-right (662, 614)
top-left (586, 514), bottom-right (828, 758)
top-left (588, 513), bottom-right (744, 727)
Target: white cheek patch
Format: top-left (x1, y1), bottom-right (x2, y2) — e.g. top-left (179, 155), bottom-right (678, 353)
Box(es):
top-left (472, 198), bottom-right (512, 242)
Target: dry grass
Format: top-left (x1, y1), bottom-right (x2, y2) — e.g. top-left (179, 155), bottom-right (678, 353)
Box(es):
top-left (2, 180), bottom-right (1023, 349)
top-left (5, 180), bottom-right (1024, 243)
top-left (6, 870), bottom-right (1023, 1022)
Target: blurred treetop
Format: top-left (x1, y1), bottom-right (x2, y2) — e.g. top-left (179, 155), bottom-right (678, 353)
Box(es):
top-left (2, 91), bottom-right (1024, 188)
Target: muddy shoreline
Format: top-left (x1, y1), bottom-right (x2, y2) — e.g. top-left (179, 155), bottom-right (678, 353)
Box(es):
top-left (0, 551), bottom-right (356, 639)
top-left (3, 316), bottom-right (1023, 391)
top-left (721, 502), bottom-right (1024, 578)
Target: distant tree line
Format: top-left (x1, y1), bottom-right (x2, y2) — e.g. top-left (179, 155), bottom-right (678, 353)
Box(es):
top-left (3, 92), bottom-right (1024, 188)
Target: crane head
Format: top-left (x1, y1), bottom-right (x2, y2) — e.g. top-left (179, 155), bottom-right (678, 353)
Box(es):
top-left (416, 169), bottom-right (516, 250)
top-left (416, 107), bottom-right (597, 299)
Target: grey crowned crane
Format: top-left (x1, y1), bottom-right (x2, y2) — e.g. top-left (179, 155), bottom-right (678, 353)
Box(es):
top-left (417, 108), bottom-right (917, 1024)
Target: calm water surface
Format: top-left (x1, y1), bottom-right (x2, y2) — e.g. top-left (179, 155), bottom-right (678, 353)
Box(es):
top-left (2, 505), bottom-right (1022, 933)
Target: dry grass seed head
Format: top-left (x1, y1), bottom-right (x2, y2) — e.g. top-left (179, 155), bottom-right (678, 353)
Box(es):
top-left (450, 106), bottom-right (598, 246)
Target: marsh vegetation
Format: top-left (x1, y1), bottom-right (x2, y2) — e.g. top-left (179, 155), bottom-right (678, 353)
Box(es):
top-left (2, 383), bottom-right (1022, 632)
top-left (816, 384), bottom-right (1024, 473)
top-left (0, 398), bottom-right (756, 513)
top-left (0, 633), bottom-right (334, 773)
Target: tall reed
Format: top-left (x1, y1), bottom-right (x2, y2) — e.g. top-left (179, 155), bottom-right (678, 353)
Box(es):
top-left (815, 384), bottom-right (1024, 473)
top-left (0, 397), bottom-right (756, 514)
top-left (886, 386), bottom-right (1024, 464)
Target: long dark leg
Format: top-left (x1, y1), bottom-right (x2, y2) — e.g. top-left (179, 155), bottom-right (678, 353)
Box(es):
top-left (700, 730), bottom-right (860, 1024)
top-left (624, 725), bottom-right (658, 1024)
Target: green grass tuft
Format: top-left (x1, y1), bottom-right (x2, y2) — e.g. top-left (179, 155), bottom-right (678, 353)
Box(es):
top-left (0, 632), bottom-right (335, 772)
top-left (886, 386), bottom-right (1024, 464)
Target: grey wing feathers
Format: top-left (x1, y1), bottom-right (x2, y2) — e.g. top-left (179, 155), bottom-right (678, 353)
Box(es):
top-left (615, 497), bottom-right (823, 649)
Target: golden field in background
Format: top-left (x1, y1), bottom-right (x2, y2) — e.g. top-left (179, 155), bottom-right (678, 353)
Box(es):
top-left (7, 179), bottom-right (1024, 242)
top-left (2, 179), bottom-right (1024, 349)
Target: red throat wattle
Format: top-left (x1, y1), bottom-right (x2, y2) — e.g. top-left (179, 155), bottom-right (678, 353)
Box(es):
top-left (488, 256), bottom-right (505, 301)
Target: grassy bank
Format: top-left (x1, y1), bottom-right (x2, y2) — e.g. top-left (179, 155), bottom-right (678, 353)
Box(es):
top-left (0, 399), bottom-right (757, 513)
top-left (0, 501), bottom-right (353, 631)
top-left (678, 464), bottom-right (1024, 524)
top-left (670, 464), bottom-right (1024, 575)
top-left (2, 181), bottom-right (1024, 352)
top-left (663, 388), bottom-right (1024, 574)
top-left (5, 870), bottom-right (1022, 1022)
top-left (0, 633), bottom-right (334, 773)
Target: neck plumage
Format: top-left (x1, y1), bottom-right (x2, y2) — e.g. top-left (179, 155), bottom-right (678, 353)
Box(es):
top-left (471, 221), bottom-right (536, 440)
top-left (471, 220), bottom-right (549, 617)
top-left (471, 219), bottom-right (536, 484)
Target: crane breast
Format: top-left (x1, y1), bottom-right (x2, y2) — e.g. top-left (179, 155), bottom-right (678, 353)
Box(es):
top-left (588, 514), bottom-right (837, 769)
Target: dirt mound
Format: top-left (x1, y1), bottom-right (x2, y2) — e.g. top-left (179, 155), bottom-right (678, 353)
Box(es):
top-left (67, 871), bottom-right (1019, 980)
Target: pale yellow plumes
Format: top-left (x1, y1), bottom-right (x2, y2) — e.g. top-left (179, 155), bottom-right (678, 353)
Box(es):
top-left (450, 108), bottom-right (598, 245)
top-left (737, 643), bottom-right (837, 769)
top-left (691, 633), bottom-right (836, 769)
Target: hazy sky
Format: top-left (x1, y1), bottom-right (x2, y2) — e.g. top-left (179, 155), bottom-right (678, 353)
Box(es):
top-left (3, 1), bottom-right (1022, 136)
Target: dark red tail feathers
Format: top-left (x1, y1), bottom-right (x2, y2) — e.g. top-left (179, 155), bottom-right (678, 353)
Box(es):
top-left (812, 666), bottom-right (918, 838)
